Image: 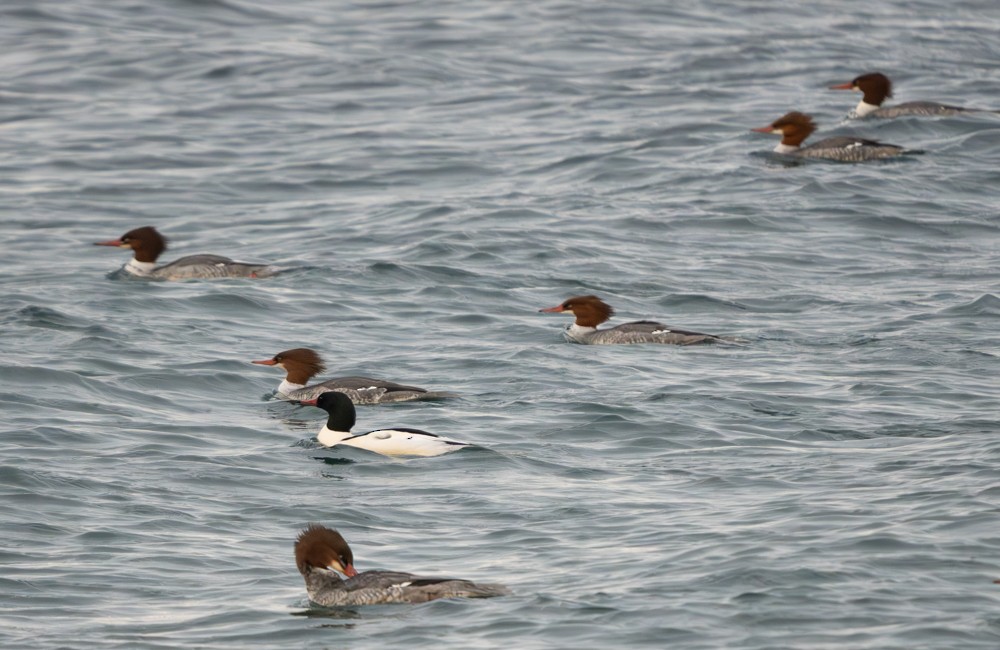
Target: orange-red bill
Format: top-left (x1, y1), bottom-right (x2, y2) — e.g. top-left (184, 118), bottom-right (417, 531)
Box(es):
top-left (298, 398), bottom-right (319, 406)
top-left (344, 564), bottom-right (358, 578)
top-left (750, 126), bottom-right (774, 133)
top-left (251, 359), bottom-right (277, 365)
top-left (829, 82), bottom-right (854, 90)
top-left (538, 305), bottom-right (566, 313)
top-left (94, 239), bottom-right (124, 247)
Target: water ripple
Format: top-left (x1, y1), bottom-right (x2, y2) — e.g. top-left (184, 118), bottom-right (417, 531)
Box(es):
top-left (2, 0), bottom-right (1000, 648)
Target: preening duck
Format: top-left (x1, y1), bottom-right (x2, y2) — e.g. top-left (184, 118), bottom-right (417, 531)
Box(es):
top-left (295, 524), bottom-right (510, 606)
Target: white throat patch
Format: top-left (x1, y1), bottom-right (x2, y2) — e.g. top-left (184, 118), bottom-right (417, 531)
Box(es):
top-left (565, 323), bottom-right (597, 343)
top-left (124, 258), bottom-right (157, 276)
top-left (854, 100), bottom-right (880, 117)
top-left (277, 379), bottom-right (306, 397)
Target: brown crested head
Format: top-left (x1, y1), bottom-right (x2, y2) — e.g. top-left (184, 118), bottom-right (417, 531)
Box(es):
top-left (852, 72), bottom-right (892, 104)
top-left (756, 112), bottom-right (816, 147)
top-left (253, 348), bottom-right (326, 384)
top-left (540, 295), bottom-right (615, 327)
top-left (294, 524), bottom-right (356, 577)
top-left (94, 226), bottom-right (167, 262)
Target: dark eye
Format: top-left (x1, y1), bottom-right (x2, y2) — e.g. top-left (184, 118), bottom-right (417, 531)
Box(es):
top-left (274, 356), bottom-right (282, 362)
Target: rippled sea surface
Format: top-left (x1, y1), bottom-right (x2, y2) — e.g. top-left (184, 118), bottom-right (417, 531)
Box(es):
top-left (3, 0), bottom-right (1000, 648)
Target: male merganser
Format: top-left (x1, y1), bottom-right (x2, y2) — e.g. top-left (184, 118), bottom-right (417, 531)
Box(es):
top-left (252, 348), bottom-right (457, 404)
top-left (295, 524), bottom-right (510, 606)
top-left (829, 72), bottom-right (993, 118)
top-left (539, 295), bottom-right (724, 345)
top-left (298, 391), bottom-right (471, 456)
top-left (94, 226), bottom-right (277, 279)
top-left (751, 112), bottom-right (906, 161)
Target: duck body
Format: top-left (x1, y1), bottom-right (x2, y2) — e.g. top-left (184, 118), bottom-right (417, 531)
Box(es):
top-left (564, 321), bottom-right (721, 345)
top-left (280, 377), bottom-right (444, 404)
top-left (304, 569), bottom-right (510, 606)
top-left (864, 101), bottom-right (970, 119)
top-left (792, 135), bottom-right (907, 162)
top-left (540, 295), bottom-right (724, 345)
top-left (830, 72), bottom-right (990, 119)
top-left (295, 525), bottom-right (509, 607)
top-left (95, 226), bottom-right (276, 280)
top-left (752, 112), bottom-right (906, 162)
top-left (317, 423), bottom-right (471, 457)
top-left (252, 348), bottom-right (457, 405)
top-left (301, 391), bottom-right (471, 457)
top-left (141, 254), bottom-right (275, 280)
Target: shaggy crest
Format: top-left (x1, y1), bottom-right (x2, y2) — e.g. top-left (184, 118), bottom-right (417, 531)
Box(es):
top-left (852, 72), bottom-right (893, 101)
top-left (771, 111), bottom-right (815, 133)
top-left (98, 226), bottom-right (168, 263)
top-left (561, 295), bottom-right (614, 321)
top-left (763, 112), bottom-right (817, 147)
top-left (273, 348), bottom-right (326, 377)
top-left (540, 295), bottom-right (617, 327)
top-left (295, 524), bottom-right (353, 576)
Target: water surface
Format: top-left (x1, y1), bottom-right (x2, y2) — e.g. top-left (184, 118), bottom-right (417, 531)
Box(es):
top-left (2, 0), bottom-right (1000, 648)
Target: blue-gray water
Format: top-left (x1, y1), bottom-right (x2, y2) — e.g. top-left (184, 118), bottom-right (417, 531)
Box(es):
top-left (2, 0), bottom-right (1000, 648)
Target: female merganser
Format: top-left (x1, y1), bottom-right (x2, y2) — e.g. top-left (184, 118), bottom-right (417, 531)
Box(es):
top-left (298, 391), bottom-right (471, 456)
top-left (94, 226), bottom-right (277, 280)
top-left (295, 524), bottom-right (510, 606)
top-left (751, 112), bottom-right (906, 161)
top-left (252, 348), bottom-right (457, 404)
top-left (539, 295), bottom-right (724, 345)
top-left (829, 72), bottom-right (993, 118)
